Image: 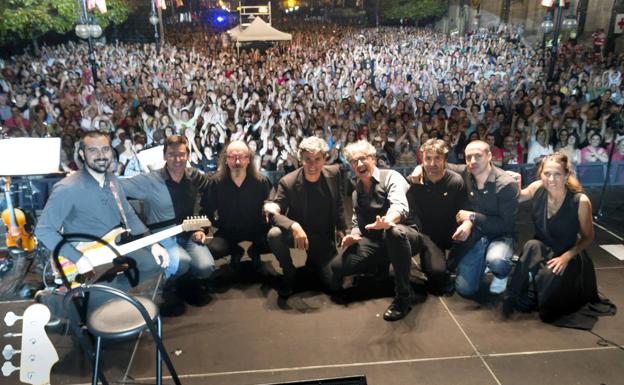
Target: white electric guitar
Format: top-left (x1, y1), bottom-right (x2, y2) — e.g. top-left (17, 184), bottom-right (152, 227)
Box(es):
top-left (58, 216), bottom-right (211, 286)
top-left (2, 304), bottom-right (59, 385)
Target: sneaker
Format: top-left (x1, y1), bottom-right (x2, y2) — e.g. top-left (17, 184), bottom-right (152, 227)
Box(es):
top-left (489, 276), bottom-right (508, 294)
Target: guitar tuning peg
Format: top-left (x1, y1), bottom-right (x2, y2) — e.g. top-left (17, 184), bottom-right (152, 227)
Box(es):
top-left (1, 361), bottom-right (19, 377)
top-left (3, 312), bottom-right (22, 327)
top-left (2, 345), bottom-right (19, 360)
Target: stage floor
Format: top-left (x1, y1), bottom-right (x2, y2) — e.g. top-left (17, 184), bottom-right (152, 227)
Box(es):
top-left (1, 196), bottom-right (623, 385)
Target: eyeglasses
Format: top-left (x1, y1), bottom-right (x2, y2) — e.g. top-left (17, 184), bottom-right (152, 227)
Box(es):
top-left (227, 154), bottom-right (249, 161)
top-left (349, 155), bottom-right (371, 165)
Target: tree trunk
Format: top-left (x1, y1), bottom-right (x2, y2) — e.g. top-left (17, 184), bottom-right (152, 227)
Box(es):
top-left (31, 37), bottom-right (41, 57)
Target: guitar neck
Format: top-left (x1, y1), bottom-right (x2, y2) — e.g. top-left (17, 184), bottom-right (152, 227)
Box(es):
top-left (3, 178), bottom-right (19, 229)
top-left (116, 225), bottom-right (185, 256)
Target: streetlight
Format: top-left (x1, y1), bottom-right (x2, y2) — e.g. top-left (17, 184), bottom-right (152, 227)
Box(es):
top-left (75, 0), bottom-right (102, 85)
top-left (541, 2), bottom-right (566, 82)
top-left (545, 2), bottom-right (579, 82)
top-left (540, 11), bottom-right (554, 76)
top-left (150, 0), bottom-right (161, 55)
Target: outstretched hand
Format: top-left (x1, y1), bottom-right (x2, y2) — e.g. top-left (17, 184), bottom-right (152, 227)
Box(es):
top-left (364, 215), bottom-right (395, 231)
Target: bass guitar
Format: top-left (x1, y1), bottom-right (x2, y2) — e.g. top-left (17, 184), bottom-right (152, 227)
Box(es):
top-left (2, 303), bottom-right (59, 385)
top-left (57, 216), bottom-right (211, 286)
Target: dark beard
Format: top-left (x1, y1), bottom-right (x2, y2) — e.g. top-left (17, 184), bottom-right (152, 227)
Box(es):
top-left (86, 158), bottom-right (111, 174)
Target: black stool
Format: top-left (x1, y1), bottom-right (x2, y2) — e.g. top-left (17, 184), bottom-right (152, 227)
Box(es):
top-left (64, 284), bottom-right (181, 385)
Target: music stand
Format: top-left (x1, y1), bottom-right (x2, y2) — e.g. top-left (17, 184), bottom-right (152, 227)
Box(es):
top-left (0, 138), bottom-right (61, 298)
top-left (0, 138), bottom-right (61, 176)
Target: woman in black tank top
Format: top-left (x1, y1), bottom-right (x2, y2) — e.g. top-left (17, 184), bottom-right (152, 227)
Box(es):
top-left (504, 152), bottom-right (615, 329)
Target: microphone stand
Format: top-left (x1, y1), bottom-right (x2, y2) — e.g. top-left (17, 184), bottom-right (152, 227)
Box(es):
top-left (594, 124), bottom-right (623, 219)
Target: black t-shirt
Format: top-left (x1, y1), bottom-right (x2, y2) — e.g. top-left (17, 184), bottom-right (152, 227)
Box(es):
top-left (302, 177), bottom-right (332, 236)
top-left (164, 173), bottom-right (201, 223)
top-left (406, 170), bottom-right (468, 251)
top-left (203, 175), bottom-right (272, 239)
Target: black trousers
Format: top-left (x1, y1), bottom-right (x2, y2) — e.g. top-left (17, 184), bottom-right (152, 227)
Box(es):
top-left (266, 226), bottom-right (336, 287)
top-left (207, 230), bottom-right (270, 260)
top-left (330, 224), bottom-right (448, 299)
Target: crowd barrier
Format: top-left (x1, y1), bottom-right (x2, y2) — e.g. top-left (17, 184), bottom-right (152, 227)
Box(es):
top-left (263, 161), bottom-right (624, 189)
top-left (2, 162), bottom-right (622, 213)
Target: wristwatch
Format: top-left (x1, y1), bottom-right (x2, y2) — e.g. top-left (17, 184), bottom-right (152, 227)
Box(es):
top-left (469, 212), bottom-right (476, 222)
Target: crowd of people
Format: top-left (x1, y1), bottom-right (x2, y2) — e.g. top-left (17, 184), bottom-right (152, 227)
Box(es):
top-left (1, 20), bottom-right (620, 327)
top-left (1, 22), bottom-right (624, 178)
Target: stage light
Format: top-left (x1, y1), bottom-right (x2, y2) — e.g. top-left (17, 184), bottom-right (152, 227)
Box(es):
top-left (217, 16), bottom-right (225, 23)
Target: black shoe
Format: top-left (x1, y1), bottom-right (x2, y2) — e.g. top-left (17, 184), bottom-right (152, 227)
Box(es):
top-left (277, 272), bottom-right (295, 298)
top-left (383, 297), bottom-right (412, 321)
top-left (502, 296), bottom-right (516, 319)
top-left (248, 246), bottom-right (262, 270)
top-left (230, 253), bottom-right (243, 271)
top-left (159, 298), bottom-right (186, 317)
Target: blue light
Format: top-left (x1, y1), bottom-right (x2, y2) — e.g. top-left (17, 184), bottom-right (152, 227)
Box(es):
top-left (216, 16), bottom-right (224, 23)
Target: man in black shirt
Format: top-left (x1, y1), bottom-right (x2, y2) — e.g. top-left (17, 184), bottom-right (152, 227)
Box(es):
top-left (406, 139), bottom-right (471, 293)
top-left (202, 140), bottom-right (272, 270)
top-left (264, 137), bottom-right (347, 297)
top-left (410, 140), bottom-right (518, 297)
top-left (120, 135), bottom-right (213, 281)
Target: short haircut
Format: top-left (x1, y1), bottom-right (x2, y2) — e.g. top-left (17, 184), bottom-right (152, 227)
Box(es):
top-left (420, 138), bottom-right (449, 159)
top-left (465, 139), bottom-right (491, 154)
top-left (163, 135), bottom-right (190, 155)
top-left (79, 131), bottom-right (110, 153)
top-left (298, 136), bottom-right (329, 160)
top-left (343, 139), bottom-right (376, 162)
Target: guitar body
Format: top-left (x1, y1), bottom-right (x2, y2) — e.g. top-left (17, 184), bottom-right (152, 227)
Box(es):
top-left (58, 227), bottom-right (127, 286)
top-left (57, 217), bottom-right (211, 287)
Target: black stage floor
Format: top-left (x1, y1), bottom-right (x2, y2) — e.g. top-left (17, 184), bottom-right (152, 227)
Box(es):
top-left (1, 190), bottom-right (623, 385)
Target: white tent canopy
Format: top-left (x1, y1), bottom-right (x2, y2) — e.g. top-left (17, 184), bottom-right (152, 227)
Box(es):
top-left (227, 25), bottom-right (243, 39)
top-left (232, 17), bottom-right (292, 42)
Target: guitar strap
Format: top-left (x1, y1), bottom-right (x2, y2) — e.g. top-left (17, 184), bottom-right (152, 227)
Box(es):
top-left (109, 180), bottom-right (130, 233)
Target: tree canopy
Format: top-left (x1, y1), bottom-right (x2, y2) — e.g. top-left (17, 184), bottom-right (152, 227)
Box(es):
top-left (382, 0), bottom-right (447, 21)
top-left (0, 0), bottom-right (133, 45)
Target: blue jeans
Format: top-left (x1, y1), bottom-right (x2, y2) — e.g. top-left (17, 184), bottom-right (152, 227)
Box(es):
top-left (455, 236), bottom-right (514, 297)
top-left (162, 236), bottom-right (215, 279)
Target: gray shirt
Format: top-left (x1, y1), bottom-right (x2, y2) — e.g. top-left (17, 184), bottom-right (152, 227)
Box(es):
top-left (118, 170), bottom-right (175, 229)
top-left (351, 167), bottom-right (410, 237)
top-left (35, 169), bottom-right (149, 263)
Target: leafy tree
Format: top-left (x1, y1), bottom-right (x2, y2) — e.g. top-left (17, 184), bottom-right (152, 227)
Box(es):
top-left (0, 0), bottom-right (133, 47)
top-left (381, 0), bottom-right (447, 21)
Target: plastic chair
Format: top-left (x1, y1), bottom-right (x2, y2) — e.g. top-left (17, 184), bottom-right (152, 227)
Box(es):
top-left (63, 284), bottom-right (181, 385)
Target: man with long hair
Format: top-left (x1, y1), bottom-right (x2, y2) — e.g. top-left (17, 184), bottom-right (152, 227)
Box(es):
top-left (202, 140), bottom-right (272, 270)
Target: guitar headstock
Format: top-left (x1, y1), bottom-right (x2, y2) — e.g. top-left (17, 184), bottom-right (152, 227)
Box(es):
top-left (181, 216), bottom-right (211, 232)
top-left (2, 304), bottom-right (59, 385)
